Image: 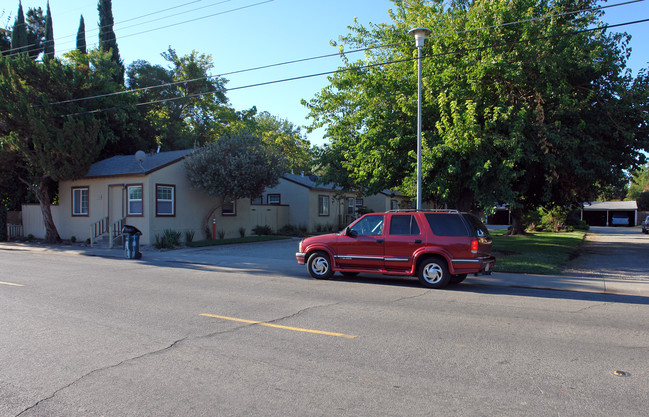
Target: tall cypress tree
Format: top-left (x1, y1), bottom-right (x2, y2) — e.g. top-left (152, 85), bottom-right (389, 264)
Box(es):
top-left (97, 0), bottom-right (124, 84)
top-left (76, 15), bottom-right (86, 54)
top-left (10, 1), bottom-right (28, 55)
top-left (43, 1), bottom-right (54, 60)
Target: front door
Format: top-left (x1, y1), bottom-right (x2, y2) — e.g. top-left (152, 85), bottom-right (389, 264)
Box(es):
top-left (108, 184), bottom-right (125, 226)
top-left (334, 214), bottom-right (385, 271)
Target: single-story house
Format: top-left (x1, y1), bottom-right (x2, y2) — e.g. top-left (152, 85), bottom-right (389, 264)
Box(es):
top-left (22, 149), bottom-right (259, 245)
top-left (364, 190), bottom-right (412, 213)
top-left (256, 173), bottom-right (359, 232)
top-left (19, 151), bottom-right (416, 244)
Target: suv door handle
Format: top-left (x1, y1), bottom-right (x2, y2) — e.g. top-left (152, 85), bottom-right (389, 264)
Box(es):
top-left (414, 240), bottom-right (422, 244)
top-left (376, 239), bottom-right (384, 244)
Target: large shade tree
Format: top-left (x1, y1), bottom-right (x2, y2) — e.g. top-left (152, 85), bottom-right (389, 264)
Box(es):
top-left (126, 48), bottom-right (233, 150)
top-left (305, 0), bottom-right (649, 233)
top-left (0, 53), bottom-right (124, 242)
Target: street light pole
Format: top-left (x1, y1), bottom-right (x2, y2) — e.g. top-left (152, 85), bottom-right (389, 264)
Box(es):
top-left (408, 27), bottom-right (430, 210)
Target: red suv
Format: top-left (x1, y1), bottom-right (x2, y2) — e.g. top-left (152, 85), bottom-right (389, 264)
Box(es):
top-left (296, 210), bottom-right (495, 289)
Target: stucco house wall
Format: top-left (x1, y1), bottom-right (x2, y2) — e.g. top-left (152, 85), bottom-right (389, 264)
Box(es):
top-left (21, 150), bottom-right (258, 245)
top-left (259, 174), bottom-right (358, 232)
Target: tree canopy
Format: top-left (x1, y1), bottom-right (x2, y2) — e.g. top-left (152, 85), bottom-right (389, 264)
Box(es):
top-left (184, 133), bottom-right (287, 222)
top-left (304, 0), bottom-right (649, 232)
top-left (126, 48), bottom-right (233, 150)
top-left (0, 52), bottom-right (126, 242)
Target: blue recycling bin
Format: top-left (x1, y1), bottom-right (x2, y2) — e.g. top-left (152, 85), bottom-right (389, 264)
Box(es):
top-left (122, 225), bottom-right (142, 259)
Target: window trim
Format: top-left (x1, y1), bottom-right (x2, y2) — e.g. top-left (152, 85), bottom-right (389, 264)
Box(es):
top-left (222, 200), bottom-right (236, 216)
top-left (127, 184), bottom-right (144, 217)
top-left (71, 186), bottom-right (89, 216)
top-left (318, 195), bottom-right (330, 216)
top-left (155, 184), bottom-right (175, 217)
top-left (267, 194), bottom-right (281, 205)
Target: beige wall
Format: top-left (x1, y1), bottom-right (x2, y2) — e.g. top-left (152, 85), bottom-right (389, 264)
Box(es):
top-left (364, 193), bottom-right (411, 213)
top-left (260, 178), bottom-right (357, 232)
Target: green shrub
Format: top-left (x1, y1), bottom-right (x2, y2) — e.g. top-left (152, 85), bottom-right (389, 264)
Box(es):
top-left (217, 229), bottom-right (226, 240)
top-left (153, 234), bottom-right (166, 249)
top-left (164, 229), bottom-right (182, 247)
top-left (70, 236), bottom-right (77, 243)
top-left (278, 224), bottom-right (308, 237)
top-left (239, 227), bottom-right (246, 238)
top-left (253, 225), bottom-right (272, 235)
top-left (185, 230), bottom-right (195, 244)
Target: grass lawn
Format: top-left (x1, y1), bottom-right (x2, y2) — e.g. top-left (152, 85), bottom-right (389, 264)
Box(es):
top-left (490, 229), bottom-right (587, 275)
top-left (186, 235), bottom-right (289, 248)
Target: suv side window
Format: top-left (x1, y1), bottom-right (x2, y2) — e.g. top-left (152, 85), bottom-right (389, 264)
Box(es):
top-left (350, 215), bottom-right (385, 236)
top-left (425, 213), bottom-right (471, 236)
top-left (389, 214), bottom-right (421, 235)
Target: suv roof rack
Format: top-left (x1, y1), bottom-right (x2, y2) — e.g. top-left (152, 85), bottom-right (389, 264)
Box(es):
top-left (386, 209), bottom-right (460, 213)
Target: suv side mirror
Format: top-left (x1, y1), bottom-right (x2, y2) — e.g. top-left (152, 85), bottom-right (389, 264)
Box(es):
top-left (345, 227), bottom-right (358, 238)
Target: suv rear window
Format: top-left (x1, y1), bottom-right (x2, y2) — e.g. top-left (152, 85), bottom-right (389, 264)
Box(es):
top-left (425, 213), bottom-right (471, 237)
top-left (462, 214), bottom-right (490, 237)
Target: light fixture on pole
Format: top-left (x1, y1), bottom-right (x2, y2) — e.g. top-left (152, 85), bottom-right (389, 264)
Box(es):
top-left (408, 27), bottom-right (430, 210)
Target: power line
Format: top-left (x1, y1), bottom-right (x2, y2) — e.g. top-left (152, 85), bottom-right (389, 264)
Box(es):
top-left (2, 0), bottom-right (263, 58)
top-left (59, 18), bottom-right (649, 117)
top-left (44, 0), bottom-right (648, 107)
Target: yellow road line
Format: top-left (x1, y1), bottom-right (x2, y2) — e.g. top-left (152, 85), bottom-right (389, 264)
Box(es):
top-left (200, 313), bottom-right (357, 339)
top-left (0, 281), bottom-right (24, 287)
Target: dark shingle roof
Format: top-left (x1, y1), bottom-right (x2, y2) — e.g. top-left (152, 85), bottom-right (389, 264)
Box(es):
top-left (282, 173), bottom-right (341, 191)
top-left (84, 149), bottom-right (194, 178)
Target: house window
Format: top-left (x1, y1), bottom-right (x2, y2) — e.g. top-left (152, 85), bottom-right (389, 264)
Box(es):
top-left (156, 184), bottom-right (175, 216)
top-left (128, 185), bottom-right (143, 216)
top-left (347, 197), bottom-right (355, 215)
top-left (390, 200), bottom-right (399, 210)
top-left (268, 194), bottom-right (281, 205)
top-left (356, 198), bottom-right (364, 208)
top-left (222, 200), bottom-right (236, 216)
top-left (318, 195), bottom-right (329, 216)
top-left (72, 187), bottom-right (89, 216)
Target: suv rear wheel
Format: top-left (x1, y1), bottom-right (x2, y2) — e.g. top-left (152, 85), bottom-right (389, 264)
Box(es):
top-left (308, 251), bottom-right (334, 279)
top-left (418, 257), bottom-right (450, 289)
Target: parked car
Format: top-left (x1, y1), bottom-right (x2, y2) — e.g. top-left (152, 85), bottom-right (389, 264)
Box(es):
top-left (642, 216), bottom-right (649, 234)
top-left (296, 210), bottom-right (495, 289)
top-left (611, 213), bottom-right (630, 226)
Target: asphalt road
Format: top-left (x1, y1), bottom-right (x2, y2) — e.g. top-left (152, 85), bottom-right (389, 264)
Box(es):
top-left (1, 231), bottom-right (648, 416)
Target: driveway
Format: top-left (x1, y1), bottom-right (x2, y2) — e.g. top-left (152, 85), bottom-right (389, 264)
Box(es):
top-left (564, 226), bottom-right (649, 281)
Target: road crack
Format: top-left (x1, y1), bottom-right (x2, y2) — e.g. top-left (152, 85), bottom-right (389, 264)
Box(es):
top-left (15, 337), bottom-right (188, 417)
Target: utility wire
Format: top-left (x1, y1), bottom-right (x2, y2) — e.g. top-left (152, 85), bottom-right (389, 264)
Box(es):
top-left (2, 0), bottom-right (261, 58)
top-left (59, 18), bottom-right (649, 117)
top-left (44, 0), bottom-right (647, 107)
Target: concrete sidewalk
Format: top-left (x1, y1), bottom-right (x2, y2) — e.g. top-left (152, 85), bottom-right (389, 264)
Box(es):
top-left (2, 233), bottom-right (648, 297)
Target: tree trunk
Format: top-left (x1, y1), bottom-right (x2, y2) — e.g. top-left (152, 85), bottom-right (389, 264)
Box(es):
top-left (34, 179), bottom-right (61, 243)
top-left (507, 208), bottom-right (526, 235)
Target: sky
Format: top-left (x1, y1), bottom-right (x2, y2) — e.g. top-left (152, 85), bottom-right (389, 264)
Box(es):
top-left (3, 0), bottom-right (649, 147)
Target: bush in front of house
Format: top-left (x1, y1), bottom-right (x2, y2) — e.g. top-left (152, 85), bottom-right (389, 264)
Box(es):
top-left (253, 225), bottom-right (273, 235)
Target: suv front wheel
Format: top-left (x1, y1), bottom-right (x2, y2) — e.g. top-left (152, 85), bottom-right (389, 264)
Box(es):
top-left (307, 251), bottom-right (334, 280)
top-left (418, 257), bottom-right (450, 289)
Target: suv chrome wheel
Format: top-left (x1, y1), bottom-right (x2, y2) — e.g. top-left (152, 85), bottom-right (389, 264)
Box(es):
top-left (418, 257), bottom-right (450, 289)
top-left (308, 251), bottom-right (334, 279)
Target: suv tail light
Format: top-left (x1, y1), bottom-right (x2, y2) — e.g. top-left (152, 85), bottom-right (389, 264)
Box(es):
top-left (471, 239), bottom-right (479, 254)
